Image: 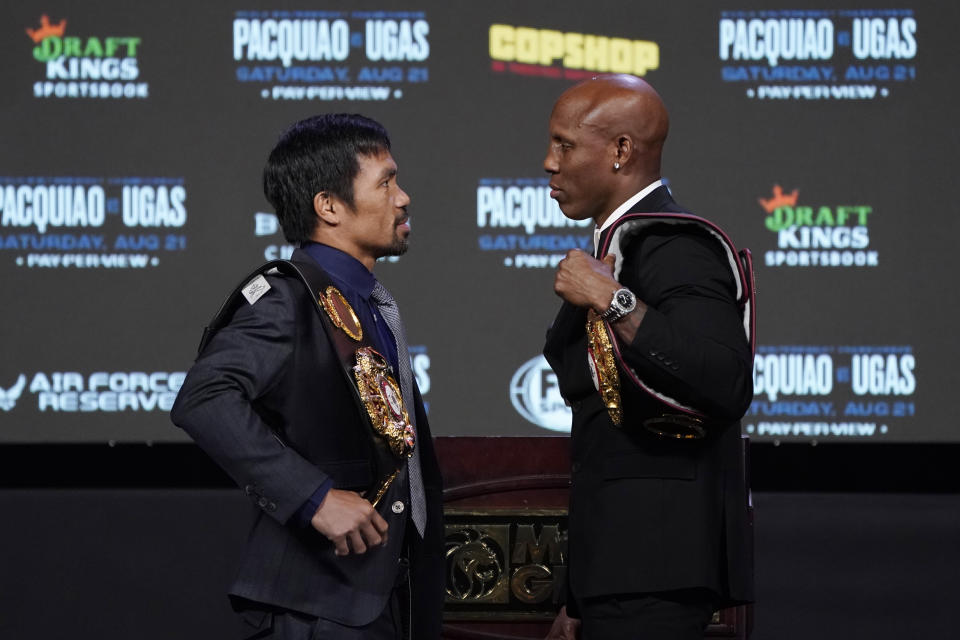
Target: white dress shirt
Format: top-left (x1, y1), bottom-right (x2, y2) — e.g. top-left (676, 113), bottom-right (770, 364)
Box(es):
top-left (593, 179), bottom-right (664, 255)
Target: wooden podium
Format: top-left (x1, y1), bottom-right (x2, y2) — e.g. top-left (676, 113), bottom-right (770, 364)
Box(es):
top-left (434, 436), bottom-right (751, 640)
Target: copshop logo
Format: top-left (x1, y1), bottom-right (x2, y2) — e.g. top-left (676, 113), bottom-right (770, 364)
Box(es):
top-left (509, 356), bottom-right (570, 432)
top-left (476, 178), bottom-right (591, 270)
top-left (233, 10), bottom-right (430, 101)
top-left (26, 14), bottom-right (148, 99)
top-left (489, 24), bottom-right (659, 80)
top-left (758, 184), bottom-right (878, 268)
top-left (718, 9), bottom-right (917, 100)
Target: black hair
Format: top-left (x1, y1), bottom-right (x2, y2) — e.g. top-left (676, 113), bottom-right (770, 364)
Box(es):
top-left (262, 113), bottom-right (391, 244)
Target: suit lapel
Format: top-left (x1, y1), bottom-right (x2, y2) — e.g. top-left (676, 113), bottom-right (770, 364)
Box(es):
top-left (544, 302), bottom-right (585, 369)
top-left (545, 186), bottom-right (684, 393)
top-left (628, 184), bottom-right (681, 214)
top-left (596, 186), bottom-right (683, 251)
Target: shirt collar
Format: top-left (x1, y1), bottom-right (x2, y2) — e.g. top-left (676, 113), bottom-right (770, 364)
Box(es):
top-left (593, 179), bottom-right (664, 254)
top-left (300, 242), bottom-right (376, 299)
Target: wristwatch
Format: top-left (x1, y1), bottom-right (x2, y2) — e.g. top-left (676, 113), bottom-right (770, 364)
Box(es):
top-left (600, 287), bottom-right (636, 323)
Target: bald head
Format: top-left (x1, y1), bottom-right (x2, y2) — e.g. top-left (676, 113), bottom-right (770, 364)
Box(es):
top-left (544, 75), bottom-right (670, 224)
top-left (555, 74), bottom-right (669, 176)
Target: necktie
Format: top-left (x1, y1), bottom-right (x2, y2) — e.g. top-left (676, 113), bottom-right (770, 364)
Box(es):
top-left (371, 281), bottom-right (427, 536)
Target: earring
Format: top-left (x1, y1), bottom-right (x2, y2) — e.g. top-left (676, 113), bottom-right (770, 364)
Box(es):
top-left (614, 162), bottom-right (620, 170)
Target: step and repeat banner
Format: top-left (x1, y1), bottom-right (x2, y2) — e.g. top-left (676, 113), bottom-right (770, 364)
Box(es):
top-left (1, 1), bottom-right (956, 443)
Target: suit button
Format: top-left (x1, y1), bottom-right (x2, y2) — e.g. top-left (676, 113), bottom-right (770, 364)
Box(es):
top-left (257, 497), bottom-right (268, 508)
top-left (244, 485), bottom-right (253, 495)
top-left (267, 502), bottom-right (277, 512)
top-left (391, 501), bottom-right (405, 514)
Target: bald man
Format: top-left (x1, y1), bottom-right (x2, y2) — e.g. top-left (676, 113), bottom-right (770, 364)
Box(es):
top-left (542, 76), bottom-right (754, 639)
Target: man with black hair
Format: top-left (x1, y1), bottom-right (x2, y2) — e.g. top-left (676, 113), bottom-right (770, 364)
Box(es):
top-left (172, 114), bottom-right (444, 639)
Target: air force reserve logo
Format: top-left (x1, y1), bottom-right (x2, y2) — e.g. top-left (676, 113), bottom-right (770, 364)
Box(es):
top-left (0, 375), bottom-right (27, 411)
top-left (509, 356), bottom-right (570, 432)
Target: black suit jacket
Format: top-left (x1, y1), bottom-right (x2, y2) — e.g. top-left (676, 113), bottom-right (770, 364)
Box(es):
top-left (543, 186), bottom-right (754, 610)
top-left (171, 249), bottom-right (444, 636)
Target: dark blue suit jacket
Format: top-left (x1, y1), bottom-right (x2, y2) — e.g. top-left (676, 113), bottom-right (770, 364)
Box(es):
top-left (171, 249), bottom-right (444, 635)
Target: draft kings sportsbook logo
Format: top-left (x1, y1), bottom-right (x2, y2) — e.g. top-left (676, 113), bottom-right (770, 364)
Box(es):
top-left (26, 14), bottom-right (148, 99)
top-left (488, 23), bottom-right (659, 80)
top-left (758, 184), bottom-right (878, 268)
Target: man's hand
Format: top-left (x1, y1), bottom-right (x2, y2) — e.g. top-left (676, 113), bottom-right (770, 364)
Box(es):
top-left (544, 606), bottom-right (580, 640)
top-left (310, 488), bottom-right (389, 556)
top-left (554, 250), bottom-right (619, 313)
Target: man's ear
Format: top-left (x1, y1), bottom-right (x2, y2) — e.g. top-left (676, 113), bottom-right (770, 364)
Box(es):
top-left (313, 191), bottom-right (339, 226)
top-left (615, 134), bottom-right (635, 167)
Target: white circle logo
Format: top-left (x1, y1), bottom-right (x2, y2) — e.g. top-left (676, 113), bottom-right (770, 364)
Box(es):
top-left (509, 355), bottom-right (571, 432)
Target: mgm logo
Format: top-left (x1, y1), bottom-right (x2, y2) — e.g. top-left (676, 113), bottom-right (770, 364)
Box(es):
top-left (443, 510), bottom-right (567, 620)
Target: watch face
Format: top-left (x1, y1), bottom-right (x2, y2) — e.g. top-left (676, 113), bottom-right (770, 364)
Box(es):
top-left (616, 291), bottom-right (633, 306)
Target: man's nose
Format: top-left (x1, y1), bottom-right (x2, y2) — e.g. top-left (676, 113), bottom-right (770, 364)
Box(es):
top-left (397, 185), bottom-right (411, 207)
top-left (543, 148), bottom-right (559, 174)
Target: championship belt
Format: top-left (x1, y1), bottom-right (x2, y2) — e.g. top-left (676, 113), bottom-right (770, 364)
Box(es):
top-left (351, 346), bottom-right (416, 506)
top-left (198, 257), bottom-right (414, 506)
top-left (586, 313), bottom-right (623, 426)
top-left (593, 212), bottom-right (756, 439)
top-left (307, 271), bottom-right (414, 507)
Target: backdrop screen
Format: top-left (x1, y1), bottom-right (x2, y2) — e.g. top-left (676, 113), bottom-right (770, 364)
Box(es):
top-left (2, 1), bottom-right (957, 443)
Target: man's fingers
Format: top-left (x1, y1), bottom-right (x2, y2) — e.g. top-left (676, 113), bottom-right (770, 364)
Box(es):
top-left (348, 530), bottom-right (367, 555)
top-left (359, 521), bottom-right (383, 548)
top-left (372, 511), bottom-right (389, 536)
top-left (313, 489), bottom-right (398, 556)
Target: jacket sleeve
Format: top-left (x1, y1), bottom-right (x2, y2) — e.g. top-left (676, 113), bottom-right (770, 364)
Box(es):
top-left (619, 230), bottom-right (753, 421)
top-left (170, 277), bottom-right (328, 524)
